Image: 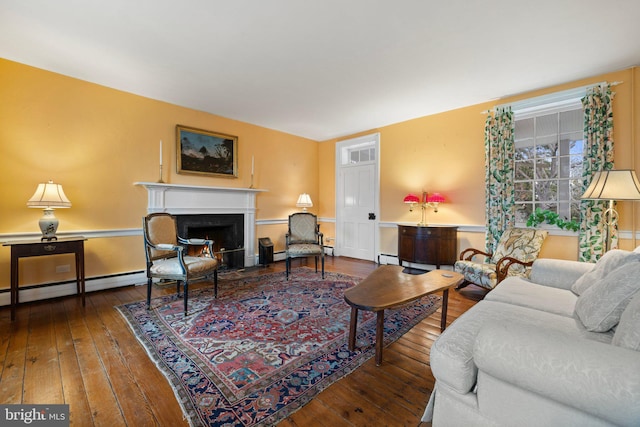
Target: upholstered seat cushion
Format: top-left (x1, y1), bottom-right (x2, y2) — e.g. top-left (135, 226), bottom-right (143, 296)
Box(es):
top-left (454, 261), bottom-right (498, 289)
top-left (287, 243), bottom-right (323, 255)
top-left (486, 276), bottom-right (577, 317)
top-left (150, 256), bottom-right (218, 278)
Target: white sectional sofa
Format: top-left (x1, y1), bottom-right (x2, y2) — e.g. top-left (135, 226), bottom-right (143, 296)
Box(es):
top-left (423, 249), bottom-right (640, 427)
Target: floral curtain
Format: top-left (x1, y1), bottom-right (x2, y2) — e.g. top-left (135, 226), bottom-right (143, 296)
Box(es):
top-left (579, 84), bottom-right (615, 262)
top-left (484, 107), bottom-right (515, 255)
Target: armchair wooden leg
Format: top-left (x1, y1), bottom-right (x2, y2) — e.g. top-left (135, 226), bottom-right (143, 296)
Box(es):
top-left (315, 256), bottom-right (318, 272)
top-left (184, 282), bottom-right (189, 315)
top-left (321, 256), bottom-right (325, 279)
top-left (286, 257), bottom-right (290, 280)
top-left (456, 280), bottom-right (471, 290)
top-left (214, 270), bottom-right (218, 298)
top-left (146, 278), bottom-right (153, 309)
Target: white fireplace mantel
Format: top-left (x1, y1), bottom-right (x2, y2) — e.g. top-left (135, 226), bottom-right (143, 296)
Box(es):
top-left (134, 182), bottom-right (267, 267)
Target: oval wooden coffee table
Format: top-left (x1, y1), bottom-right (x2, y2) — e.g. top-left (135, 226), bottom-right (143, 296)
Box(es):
top-left (344, 265), bottom-right (464, 365)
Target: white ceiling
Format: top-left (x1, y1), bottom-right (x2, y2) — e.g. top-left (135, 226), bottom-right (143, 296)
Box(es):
top-left (2, 0), bottom-right (640, 141)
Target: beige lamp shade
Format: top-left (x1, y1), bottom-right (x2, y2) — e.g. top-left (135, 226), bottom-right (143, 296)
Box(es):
top-left (296, 193), bottom-right (313, 211)
top-left (27, 180), bottom-right (72, 240)
top-left (27, 180), bottom-right (72, 208)
top-left (581, 169), bottom-right (640, 200)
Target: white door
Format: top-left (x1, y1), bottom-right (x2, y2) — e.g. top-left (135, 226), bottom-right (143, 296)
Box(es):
top-left (336, 134), bottom-right (379, 261)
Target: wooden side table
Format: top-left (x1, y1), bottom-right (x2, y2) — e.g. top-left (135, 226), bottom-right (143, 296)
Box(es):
top-left (397, 225), bottom-right (458, 269)
top-left (3, 236), bottom-right (87, 321)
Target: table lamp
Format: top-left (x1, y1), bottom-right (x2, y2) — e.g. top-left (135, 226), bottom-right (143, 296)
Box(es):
top-left (404, 191), bottom-right (444, 226)
top-left (581, 169), bottom-right (640, 251)
top-left (27, 180), bottom-right (72, 241)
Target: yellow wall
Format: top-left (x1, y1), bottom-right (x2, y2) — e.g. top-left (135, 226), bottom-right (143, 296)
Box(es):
top-left (321, 67), bottom-right (640, 261)
top-left (2, 57), bottom-right (639, 292)
top-left (0, 58), bottom-right (318, 288)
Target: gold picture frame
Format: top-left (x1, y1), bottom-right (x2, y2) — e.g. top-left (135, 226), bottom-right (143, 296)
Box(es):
top-left (176, 125), bottom-right (238, 178)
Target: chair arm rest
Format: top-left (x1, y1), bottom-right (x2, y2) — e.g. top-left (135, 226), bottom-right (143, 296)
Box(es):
top-left (494, 256), bottom-right (532, 283)
top-left (178, 237), bottom-right (213, 246)
top-left (474, 321), bottom-right (640, 426)
top-left (318, 231), bottom-right (324, 245)
top-left (155, 243), bottom-right (180, 251)
top-left (459, 247), bottom-right (492, 261)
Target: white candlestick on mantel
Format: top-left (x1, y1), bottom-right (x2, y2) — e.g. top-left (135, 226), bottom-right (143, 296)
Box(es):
top-left (251, 156), bottom-right (254, 174)
top-left (160, 140), bottom-right (163, 166)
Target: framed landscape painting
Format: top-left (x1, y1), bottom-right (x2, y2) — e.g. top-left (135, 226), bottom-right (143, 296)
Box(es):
top-left (176, 125), bottom-right (238, 178)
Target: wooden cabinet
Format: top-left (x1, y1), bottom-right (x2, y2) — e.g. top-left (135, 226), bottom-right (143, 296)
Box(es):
top-left (397, 225), bottom-right (457, 268)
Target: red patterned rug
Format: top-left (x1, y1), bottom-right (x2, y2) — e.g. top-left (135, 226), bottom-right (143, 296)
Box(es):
top-left (117, 267), bottom-right (441, 426)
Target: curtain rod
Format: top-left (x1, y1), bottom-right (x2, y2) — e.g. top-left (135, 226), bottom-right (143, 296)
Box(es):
top-left (481, 81), bottom-right (624, 114)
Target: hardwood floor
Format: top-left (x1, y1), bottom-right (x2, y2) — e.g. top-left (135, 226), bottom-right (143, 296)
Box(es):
top-left (0, 257), bottom-right (480, 426)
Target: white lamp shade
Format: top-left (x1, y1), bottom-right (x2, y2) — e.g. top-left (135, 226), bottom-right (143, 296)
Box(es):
top-left (27, 180), bottom-right (72, 208)
top-left (296, 193), bottom-right (313, 208)
top-left (581, 170), bottom-right (640, 200)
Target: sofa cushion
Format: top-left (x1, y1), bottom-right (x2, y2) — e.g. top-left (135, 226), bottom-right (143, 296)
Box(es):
top-left (486, 276), bottom-right (577, 317)
top-left (430, 300), bottom-right (612, 395)
top-left (529, 258), bottom-right (594, 290)
top-left (571, 249), bottom-right (640, 295)
top-left (612, 291), bottom-right (640, 351)
top-left (575, 261), bottom-right (640, 332)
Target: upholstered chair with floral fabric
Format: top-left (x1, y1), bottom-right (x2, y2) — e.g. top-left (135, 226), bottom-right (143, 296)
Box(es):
top-left (454, 227), bottom-right (548, 291)
top-left (286, 212), bottom-right (324, 280)
top-left (143, 213), bottom-right (219, 315)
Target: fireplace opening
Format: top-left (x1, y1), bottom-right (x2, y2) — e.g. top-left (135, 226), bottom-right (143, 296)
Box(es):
top-left (177, 214), bottom-right (244, 270)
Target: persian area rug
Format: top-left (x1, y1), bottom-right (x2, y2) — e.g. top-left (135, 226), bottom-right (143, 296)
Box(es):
top-left (117, 268), bottom-right (441, 426)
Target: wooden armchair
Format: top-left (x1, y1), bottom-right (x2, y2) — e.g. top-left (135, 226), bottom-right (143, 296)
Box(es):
top-left (454, 227), bottom-right (548, 290)
top-left (285, 212), bottom-right (324, 280)
top-left (143, 213), bottom-right (219, 315)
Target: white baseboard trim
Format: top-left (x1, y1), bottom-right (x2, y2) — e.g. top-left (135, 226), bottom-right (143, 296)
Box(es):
top-left (0, 272), bottom-right (146, 307)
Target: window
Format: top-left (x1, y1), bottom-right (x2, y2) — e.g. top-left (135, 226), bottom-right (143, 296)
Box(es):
top-left (513, 103), bottom-right (584, 225)
top-left (348, 146), bottom-right (375, 164)
top-left (340, 140), bottom-right (376, 165)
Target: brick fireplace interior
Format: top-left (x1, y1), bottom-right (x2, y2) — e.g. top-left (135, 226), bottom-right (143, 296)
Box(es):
top-left (177, 214), bottom-right (244, 270)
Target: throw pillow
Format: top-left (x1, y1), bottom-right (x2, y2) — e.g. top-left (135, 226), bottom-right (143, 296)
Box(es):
top-left (612, 291), bottom-right (640, 351)
top-left (575, 262), bottom-right (640, 332)
top-left (571, 249), bottom-right (640, 295)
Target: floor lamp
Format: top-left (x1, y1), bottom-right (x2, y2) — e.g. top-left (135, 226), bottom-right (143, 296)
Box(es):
top-left (581, 169), bottom-right (640, 251)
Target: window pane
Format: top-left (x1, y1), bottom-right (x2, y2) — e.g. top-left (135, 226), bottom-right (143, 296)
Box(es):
top-left (535, 136), bottom-right (558, 157)
top-left (536, 114), bottom-right (558, 137)
top-left (538, 202), bottom-right (557, 212)
top-left (560, 109), bottom-right (583, 133)
top-left (535, 181), bottom-right (557, 201)
top-left (515, 118), bottom-right (534, 139)
top-left (570, 179), bottom-right (583, 200)
top-left (515, 181), bottom-right (533, 202)
top-left (516, 203), bottom-right (533, 223)
top-left (535, 158), bottom-right (557, 179)
top-left (570, 202), bottom-right (581, 222)
top-left (350, 150), bottom-right (359, 163)
top-left (515, 145), bottom-right (534, 160)
top-left (515, 160), bottom-right (534, 180)
top-left (369, 148), bottom-right (376, 161)
top-left (569, 139), bottom-right (583, 155)
top-left (360, 149), bottom-right (370, 162)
